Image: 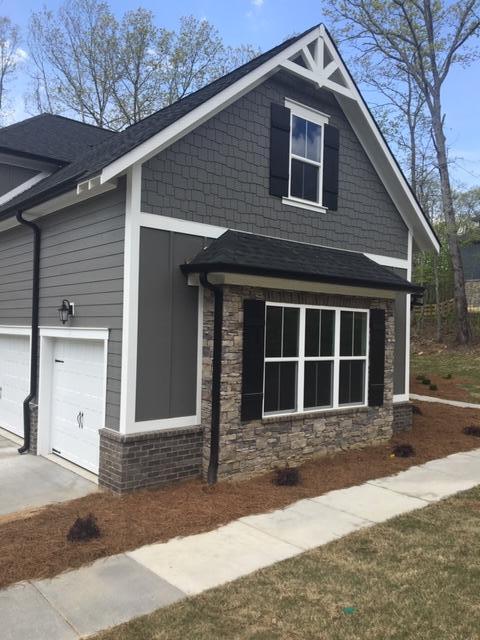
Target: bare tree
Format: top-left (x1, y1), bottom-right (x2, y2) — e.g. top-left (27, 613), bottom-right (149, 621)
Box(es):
top-left (325, 0), bottom-right (480, 344)
top-left (0, 17), bottom-right (22, 123)
top-left (26, 4), bottom-right (260, 130)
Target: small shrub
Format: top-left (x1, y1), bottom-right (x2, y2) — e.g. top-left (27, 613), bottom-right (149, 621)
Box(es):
top-left (421, 378), bottom-right (431, 385)
top-left (415, 374), bottom-right (425, 381)
top-left (443, 373), bottom-right (452, 380)
top-left (412, 404), bottom-right (422, 415)
top-left (273, 466), bottom-right (301, 486)
top-left (463, 425), bottom-right (480, 438)
top-left (392, 443), bottom-right (415, 458)
top-left (67, 514), bottom-right (101, 542)
top-left (429, 384), bottom-right (438, 391)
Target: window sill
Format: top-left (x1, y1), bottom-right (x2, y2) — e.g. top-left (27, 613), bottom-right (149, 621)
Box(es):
top-left (282, 196), bottom-right (327, 214)
top-left (262, 404), bottom-right (369, 424)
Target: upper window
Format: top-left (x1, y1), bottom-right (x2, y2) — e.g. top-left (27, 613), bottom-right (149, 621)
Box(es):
top-left (264, 304), bottom-right (369, 416)
top-left (287, 102), bottom-right (328, 207)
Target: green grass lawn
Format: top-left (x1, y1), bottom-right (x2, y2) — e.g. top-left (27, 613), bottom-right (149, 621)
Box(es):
top-left (96, 486), bottom-right (480, 640)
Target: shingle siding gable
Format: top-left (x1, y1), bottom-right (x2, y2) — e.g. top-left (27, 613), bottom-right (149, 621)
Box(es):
top-left (141, 71), bottom-right (409, 259)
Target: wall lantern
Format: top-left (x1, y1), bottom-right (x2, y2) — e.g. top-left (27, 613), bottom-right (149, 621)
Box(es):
top-left (58, 299), bottom-right (75, 324)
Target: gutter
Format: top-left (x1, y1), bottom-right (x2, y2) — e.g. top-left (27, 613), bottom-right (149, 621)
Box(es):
top-left (15, 211), bottom-right (40, 454)
top-left (199, 272), bottom-right (223, 485)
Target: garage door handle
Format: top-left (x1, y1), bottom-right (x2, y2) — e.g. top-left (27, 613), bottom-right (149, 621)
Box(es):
top-left (77, 411), bottom-right (84, 429)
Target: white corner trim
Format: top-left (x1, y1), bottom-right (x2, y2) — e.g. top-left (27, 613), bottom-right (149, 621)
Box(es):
top-left (119, 163), bottom-right (142, 434)
top-left (404, 230), bottom-right (413, 397)
top-left (39, 326), bottom-right (109, 341)
top-left (0, 171), bottom-right (51, 206)
top-left (139, 211), bottom-right (225, 238)
top-left (281, 196), bottom-right (327, 214)
top-left (0, 325), bottom-right (31, 336)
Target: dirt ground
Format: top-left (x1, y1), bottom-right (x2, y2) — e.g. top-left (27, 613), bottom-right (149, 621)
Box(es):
top-left (1, 401), bottom-right (480, 591)
top-left (411, 373), bottom-right (477, 402)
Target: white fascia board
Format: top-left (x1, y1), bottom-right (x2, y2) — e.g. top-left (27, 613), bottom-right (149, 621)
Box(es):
top-left (0, 171), bottom-right (51, 206)
top-left (100, 27), bottom-right (322, 183)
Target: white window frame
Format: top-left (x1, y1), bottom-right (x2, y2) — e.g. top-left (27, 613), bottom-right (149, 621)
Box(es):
top-left (263, 302), bottom-right (370, 417)
top-left (283, 99), bottom-right (329, 213)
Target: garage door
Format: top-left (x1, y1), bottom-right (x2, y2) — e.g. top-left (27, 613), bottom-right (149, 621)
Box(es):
top-left (50, 338), bottom-right (105, 473)
top-left (0, 334), bottom-right (30, 437)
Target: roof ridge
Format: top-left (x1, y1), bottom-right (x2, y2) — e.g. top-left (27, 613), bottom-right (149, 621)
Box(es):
top-left (0, 113), bottom-right (48, 133)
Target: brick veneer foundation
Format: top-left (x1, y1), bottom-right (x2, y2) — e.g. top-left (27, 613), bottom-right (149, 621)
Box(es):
top-left (202, 285), bottom-right (396, 481)
top-left (392, 402), bottom-right (413, 433)
top-left (99, 425), bottom-right (203, 493)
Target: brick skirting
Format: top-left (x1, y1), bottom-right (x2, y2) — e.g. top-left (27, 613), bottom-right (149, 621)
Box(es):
top-left (392, 402), bottom-right (413, 433)
top-left (98, 425), bottom-right (203, 493)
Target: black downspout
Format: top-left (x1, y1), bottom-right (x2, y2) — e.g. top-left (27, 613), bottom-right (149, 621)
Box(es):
top-left (199, 272), bottom-right (223, 485)
top-left (16, 211), bottom-right (40, 455)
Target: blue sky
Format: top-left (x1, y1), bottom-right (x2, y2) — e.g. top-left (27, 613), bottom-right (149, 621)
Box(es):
top-left (2, 0), bottom-right (479, 187)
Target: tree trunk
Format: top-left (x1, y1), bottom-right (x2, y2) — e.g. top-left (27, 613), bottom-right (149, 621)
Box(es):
top-left (433, 253), bottom-right (442, 342)
top-left (431, 105), bottom-right (470, 344)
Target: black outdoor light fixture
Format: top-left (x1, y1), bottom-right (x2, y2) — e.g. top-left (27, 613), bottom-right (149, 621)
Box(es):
top-left (58, 299), bottom-right (75, 324)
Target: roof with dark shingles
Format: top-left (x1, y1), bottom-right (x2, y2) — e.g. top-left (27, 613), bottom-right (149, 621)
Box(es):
top-left (182, 230), bottom-right (422, 292)
top-left (0, 113), bottom-right (117, 164)
top-left (0, 25), bottom-right (319, 218)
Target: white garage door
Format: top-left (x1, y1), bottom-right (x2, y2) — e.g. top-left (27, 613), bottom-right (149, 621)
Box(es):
top-left (50, 338), bottom-right (105, 473)
top-left (0, 334), bottom-right (30, 437)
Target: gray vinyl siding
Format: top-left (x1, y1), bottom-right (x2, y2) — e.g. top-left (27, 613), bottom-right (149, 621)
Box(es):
top-left (136, 228), bottom-right (205, 422)
top-left (391, 267), bottom-right (408, 395)
top-left (37, 185), bottom-right (126, 430)
top-left (0, 163), bottom-right (38, 197)
top-left (142, 70), bottom-right (409, 259)
top-left (0, 225), bottom-right (33, 325)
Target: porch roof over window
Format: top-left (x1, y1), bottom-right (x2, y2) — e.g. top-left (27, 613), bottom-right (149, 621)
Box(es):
top-left (182, 230), bottom-right (421, 294)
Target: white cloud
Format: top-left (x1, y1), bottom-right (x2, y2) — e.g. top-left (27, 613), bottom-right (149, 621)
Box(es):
top-left (252, 0), bottom-right (265, 6)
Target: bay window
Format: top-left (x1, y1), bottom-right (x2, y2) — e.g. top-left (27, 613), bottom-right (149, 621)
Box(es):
top-left (263, 303), bottom-right (369, 415)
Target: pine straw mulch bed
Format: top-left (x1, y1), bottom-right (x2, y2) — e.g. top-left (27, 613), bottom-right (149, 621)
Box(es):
top-left (1, 401), bottom-right (480, 591)
top-left (410, 373), bottom-right (479, 402)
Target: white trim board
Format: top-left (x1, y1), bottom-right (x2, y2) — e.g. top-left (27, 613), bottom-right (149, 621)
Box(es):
top-left (98, 25), bottom-right (438, 253)
top-left (0, 171), bottom-right (51, 206)
top-left (0, 325), bottom-right (31, 336)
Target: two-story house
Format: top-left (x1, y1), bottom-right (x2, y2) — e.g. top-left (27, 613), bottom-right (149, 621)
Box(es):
top-left (0, 25), bottom-right (439, 492)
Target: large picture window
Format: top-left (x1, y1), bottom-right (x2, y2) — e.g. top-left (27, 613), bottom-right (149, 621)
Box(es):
top-left (264, 304), bottom-right (369, 416)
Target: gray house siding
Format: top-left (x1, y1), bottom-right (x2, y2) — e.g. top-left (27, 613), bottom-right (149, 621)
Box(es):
top-left (142, 70), bottom-right (409, 259)
top-left (136, 228), bottom-right (205, 422)
top-left (0, 163), bottom-right (39, 197)
top-left (37, 185), bottom-right (126, 430)
top-left (0, 225), bottom-right (33, 325)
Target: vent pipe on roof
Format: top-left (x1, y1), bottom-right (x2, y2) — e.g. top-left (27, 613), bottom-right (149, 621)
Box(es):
top-left (16, 211), bottom-right (41, 454)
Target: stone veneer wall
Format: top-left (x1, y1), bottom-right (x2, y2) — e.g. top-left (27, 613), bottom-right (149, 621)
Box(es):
top-left (202, 285), bottom-right (395, 480)
top-left (392, 402), bottom-right (413, 433)
top-left (98, 425), bottom-right (203, 492)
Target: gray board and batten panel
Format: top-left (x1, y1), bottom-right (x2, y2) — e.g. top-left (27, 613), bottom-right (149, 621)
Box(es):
top-left (136, 228), bottom-right (206, 423)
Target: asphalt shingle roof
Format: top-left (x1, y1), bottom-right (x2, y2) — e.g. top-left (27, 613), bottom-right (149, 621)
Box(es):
top-left (0, 114), bottom-right (116, 164)
top-left (181, 230), bottom-right (422, 293)
top-left (0, 25), bottom-right (319, 219)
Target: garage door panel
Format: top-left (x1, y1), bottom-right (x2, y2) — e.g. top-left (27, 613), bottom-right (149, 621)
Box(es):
top-left (0, 334), bottom-right (29, 437)
top-left (50, 338), bottom-right (105, 474)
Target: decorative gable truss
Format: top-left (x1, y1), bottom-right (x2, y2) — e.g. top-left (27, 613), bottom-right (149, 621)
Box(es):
top-left (281, 32), bottom-right (356, 100)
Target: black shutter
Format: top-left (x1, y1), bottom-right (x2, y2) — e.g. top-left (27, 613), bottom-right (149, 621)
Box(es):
top-left (270, 103), bottom-right (291, 197)
top-left (241, 299), bottom-right (266, 421)
top-left (368, 309), bottom-right (386, 407)
top-left (322, 124), bottom-right (340, 210)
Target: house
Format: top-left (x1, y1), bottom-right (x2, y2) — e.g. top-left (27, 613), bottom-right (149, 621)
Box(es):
top-left (460, 220), bottom-right (480, 310)
top-left (0, 25), bottom-right (439, 492)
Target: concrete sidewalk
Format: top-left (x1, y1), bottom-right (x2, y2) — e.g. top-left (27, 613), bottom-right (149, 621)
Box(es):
top-left (410, 393), bottom-right (480, 409)
top-left (2, 448), bottom-right (480, 639)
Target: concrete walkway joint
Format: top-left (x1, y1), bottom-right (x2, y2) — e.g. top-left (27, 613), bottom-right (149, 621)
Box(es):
top-left (2, 448), bottom-right (480, 639)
